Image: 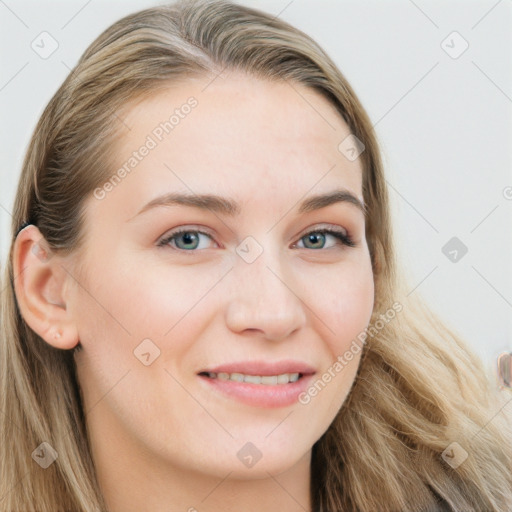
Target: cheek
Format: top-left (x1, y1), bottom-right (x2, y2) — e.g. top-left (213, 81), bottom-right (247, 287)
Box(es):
top-left (298, 258), bottom-right (374, 414)
top-left (304, 257), bottom-right (375, 357)
top-left (332, 272), bottom-right (374, 351)
top-left (75, 254), bottom-right (196, 334)
top-left (71, 260), bottom-right (209, 438)
top-left (72, 256), bottom-right (224, 378)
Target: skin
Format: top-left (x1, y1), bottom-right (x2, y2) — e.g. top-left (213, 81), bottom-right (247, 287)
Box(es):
top-left (13, 71), bottom-right (374, 512)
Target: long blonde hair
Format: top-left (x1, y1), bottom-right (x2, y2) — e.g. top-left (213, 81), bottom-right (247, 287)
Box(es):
top-left (1, 1), bottom-right (510, 511)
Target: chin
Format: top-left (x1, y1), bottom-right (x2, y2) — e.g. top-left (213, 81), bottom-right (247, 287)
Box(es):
top-left (200, 437), bottom-right (313, 480)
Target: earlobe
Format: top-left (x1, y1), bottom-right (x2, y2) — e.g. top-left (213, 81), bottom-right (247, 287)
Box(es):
top-left (12, 224), bottom-right (79, 350)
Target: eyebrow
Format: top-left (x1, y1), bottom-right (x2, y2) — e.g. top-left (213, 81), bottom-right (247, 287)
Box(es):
top-left (132, 188), bottom-right (366, 219)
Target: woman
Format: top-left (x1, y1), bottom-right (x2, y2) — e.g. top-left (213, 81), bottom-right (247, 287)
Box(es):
top-left (1, 1), bottom-right (510, 511)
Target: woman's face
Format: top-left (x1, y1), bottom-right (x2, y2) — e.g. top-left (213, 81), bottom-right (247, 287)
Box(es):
top-left (70, 71), bottom-right (374, 479)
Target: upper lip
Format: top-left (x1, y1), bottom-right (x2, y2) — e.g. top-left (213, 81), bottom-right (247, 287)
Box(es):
top-left (199, 360), bottom-right (316, 376)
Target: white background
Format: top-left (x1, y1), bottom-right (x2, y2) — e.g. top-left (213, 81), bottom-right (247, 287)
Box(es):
top-left (1, 0), bottom-right (511, 375)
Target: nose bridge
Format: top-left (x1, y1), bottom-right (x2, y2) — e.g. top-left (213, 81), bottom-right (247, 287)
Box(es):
top-left (224, 235), bottom-right (307, 340)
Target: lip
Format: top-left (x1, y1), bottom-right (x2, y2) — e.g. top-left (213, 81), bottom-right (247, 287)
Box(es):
top-left (201, 360), bottom-right (316, 376)
top-left (197, 360), bottom-right (316, 408)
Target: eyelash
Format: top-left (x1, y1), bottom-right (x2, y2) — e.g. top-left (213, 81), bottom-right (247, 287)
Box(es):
top-left (157, 226), bottom-right (356, 252)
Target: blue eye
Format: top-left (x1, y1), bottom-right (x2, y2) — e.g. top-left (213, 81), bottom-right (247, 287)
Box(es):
top-left (157, 227), bottom-right (355, 252)
top-left (296, 228), bottom-right (355, 249)
top-left (157, 228), bottom-right (214, 251)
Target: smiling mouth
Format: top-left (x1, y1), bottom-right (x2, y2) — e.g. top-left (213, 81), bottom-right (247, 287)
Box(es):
top-left (199, 371), bottom-right (302, 385)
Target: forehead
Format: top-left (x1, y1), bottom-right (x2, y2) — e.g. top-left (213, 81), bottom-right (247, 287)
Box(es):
top-left (88, 71), bottom-right (364, 221)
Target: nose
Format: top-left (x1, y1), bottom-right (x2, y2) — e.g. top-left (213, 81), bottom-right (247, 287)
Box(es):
top-left (224, 242), bottom-right (307, 342)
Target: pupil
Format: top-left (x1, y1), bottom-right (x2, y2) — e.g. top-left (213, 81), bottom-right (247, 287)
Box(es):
top-left (182, 232), bottom-right (197, 248)
top-left (307, 233), bottom-right (324, 248)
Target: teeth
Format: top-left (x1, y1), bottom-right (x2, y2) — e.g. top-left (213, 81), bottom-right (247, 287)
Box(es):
top-left (277, 373), bottom-right (290, 384)
top-left (205, 372), bottom-right (301, 385)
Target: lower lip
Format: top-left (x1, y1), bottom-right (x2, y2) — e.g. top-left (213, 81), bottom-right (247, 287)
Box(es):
top-left (198, 374), bottom-right (315, 408)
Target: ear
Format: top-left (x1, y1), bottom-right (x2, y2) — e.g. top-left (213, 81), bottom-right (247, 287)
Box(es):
top-left (12, 224), bottom-right (79, 350)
